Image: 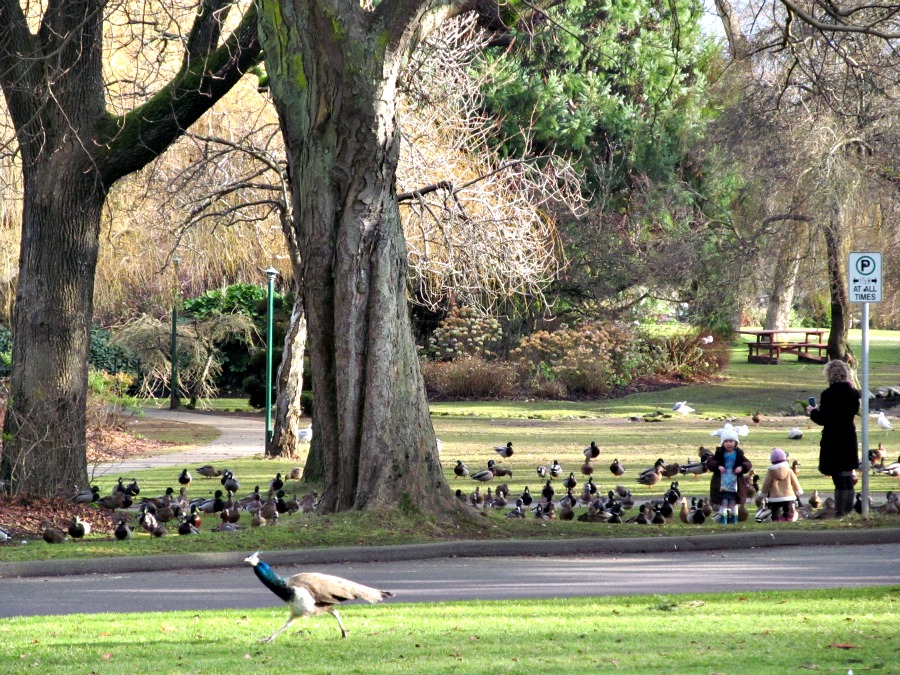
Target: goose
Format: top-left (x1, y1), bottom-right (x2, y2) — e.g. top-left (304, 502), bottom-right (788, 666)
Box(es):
top-left (494, 442), bottom-right (514, 458)
top-left (549, 460), bottom-right (563, 478)
top-left (453, 460), bottom-right (469, 479)
top-left (221, 470), bottom-right (240, 494)
top-left (609, 458), bottom-right (625, 476)
top-left (583, 441), bottom-right (600, 459)
top-left (196, 465), bottom-right (222, 478)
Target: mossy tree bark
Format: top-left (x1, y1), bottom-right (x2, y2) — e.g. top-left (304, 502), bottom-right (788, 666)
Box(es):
top-left (0, 0), bottom-right (262, 495)
top-left (258, 0), bottom-right (472, 513)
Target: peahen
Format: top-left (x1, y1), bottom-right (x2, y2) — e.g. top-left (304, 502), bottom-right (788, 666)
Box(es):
top-left (245, 552), bottom-right (394, 641)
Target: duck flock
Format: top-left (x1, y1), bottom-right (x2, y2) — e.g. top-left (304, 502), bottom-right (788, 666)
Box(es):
top-left (26, 465), bottom-right (317, 545)
top-left (449, 431), bottom-right (900, 525)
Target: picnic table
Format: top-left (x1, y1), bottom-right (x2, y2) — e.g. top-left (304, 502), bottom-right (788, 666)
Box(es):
top-left (736, 329), bottom-right (829, 364)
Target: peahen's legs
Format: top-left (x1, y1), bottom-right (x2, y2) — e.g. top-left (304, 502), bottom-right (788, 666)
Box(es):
top-left (331, 609), bottom-right (348, 638)
top-left (260, 616), bottom-right (294, 643)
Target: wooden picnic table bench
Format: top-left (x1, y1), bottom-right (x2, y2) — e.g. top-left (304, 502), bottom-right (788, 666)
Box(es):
top-left (737, 329), bottom-right (828, 364)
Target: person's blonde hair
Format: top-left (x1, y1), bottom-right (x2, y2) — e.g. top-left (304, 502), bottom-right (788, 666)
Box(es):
top-left (824, 359), bottom-right (853, 385)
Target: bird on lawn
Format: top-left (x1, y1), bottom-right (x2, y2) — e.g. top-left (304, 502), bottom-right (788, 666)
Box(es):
top-left (470, 465), bottom-right (494, 482)
top-left (751, 410), bottom-right (761, 425)
top-left (488, 459), bottom-right (512, 478)
top-left (298, 425), bottom-right (313, 443)
top-left (673, 401), bottom-right (695, 416)
top-left (42, 521), bottom-right (67, 544)
top-left (178, 469), bottom-right (192, 487)
top-left (71, 485), bottom-right (100, 504)
top-left (583, 441), bottom-right (600, 459)
top-left (67, 515), bottom-right (91, 540)
top-left (454, 460), bottom-right (469, 479)
top-left (0, 525), bottom-right (9, 543)
top-left (494, 442), bottom-right (514, 459)
top-left (114, 519), bottom-right (132, 540)
top-left (787, 427), bottom-right (803, 440)
top-left (876, 411), bottom-right (893, 431)
top-left (609, 458), bottom-right (625, 477)
top-left (549, 460), bottom-right (563, 478)
top-left (245, 552), bottom-right (393, 641)
top-left (196, 465), bottom-right (222, 478)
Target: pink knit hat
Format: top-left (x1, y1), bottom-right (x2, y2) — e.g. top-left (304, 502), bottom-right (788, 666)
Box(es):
top-left (770, 448), bottom-right (787, 464)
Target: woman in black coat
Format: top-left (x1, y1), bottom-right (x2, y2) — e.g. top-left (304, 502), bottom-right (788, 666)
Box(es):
top-left (808, 359), bottom-right (860, 516)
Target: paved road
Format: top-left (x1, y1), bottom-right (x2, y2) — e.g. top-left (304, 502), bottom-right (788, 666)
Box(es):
top-left (1, 543), bottom-right (895, 618)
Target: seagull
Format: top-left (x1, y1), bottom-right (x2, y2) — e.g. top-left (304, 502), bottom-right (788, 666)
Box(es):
top-left (700, 335), bottom-right (714, 345)
top-left (709, 423), bottom-right (749, 437)
top-left (435, 439), bottom-right (442, 454)
top-left (876, 412), bottom-right (893, 431)
top-left (673, 401), bottom-right (695, 415)
top-left (298, 425), bottom-right (313, 443)
top-left (787, 427), bottom-right (803, 440)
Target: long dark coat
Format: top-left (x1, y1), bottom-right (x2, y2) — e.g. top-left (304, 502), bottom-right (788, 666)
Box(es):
top-left (809, 381), bottom-right (860, 476)
top-left (706, 445), bottom-right (753, 505)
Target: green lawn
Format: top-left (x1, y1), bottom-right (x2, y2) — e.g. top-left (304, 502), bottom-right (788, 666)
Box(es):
top-left (1, 587), bottom-right (895, 673)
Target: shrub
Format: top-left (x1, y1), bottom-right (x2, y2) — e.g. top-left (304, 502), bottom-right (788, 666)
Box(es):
top-left (640, 330), bottom-right (729, 379)
top-left (511, 322), bottom-right (651, 395)
top-left (421, 357), bottom-right (517, 398)
top-left (426, 305), bottom-right (502, 361)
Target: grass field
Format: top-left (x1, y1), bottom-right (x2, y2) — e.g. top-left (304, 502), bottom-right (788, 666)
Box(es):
top-left (1, 587), bottom-right (896, 674)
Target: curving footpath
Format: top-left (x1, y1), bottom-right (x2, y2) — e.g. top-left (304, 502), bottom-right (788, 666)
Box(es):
top-left (14, 407), bottom-right (887, 583)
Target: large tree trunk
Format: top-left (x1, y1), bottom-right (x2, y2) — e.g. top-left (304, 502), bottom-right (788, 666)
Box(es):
top-left (823, 210), bottom-right (853, 362)
top-left (259, 0), bottom-right (454, 513)
top-left (0, 1), bottom-right (261, 495)
top-left (764, 225), bottom-right (803, 330)
top-left (1, 162), bottom-right (104, 493)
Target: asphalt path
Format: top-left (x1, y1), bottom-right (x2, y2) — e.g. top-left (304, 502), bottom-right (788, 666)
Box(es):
top-left (1, 543), bottom-right (895, 618)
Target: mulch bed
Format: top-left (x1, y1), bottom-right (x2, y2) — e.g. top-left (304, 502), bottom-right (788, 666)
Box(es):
top-left (0, 495), bottom-right (120, 539)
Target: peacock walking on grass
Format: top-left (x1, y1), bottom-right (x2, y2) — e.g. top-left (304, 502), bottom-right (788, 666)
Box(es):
top-left (245, 551), bottom-right (394, 641)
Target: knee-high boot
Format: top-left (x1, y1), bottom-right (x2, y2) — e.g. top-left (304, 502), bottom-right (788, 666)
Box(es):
top-left (834, 489), bottom-right (853, 517)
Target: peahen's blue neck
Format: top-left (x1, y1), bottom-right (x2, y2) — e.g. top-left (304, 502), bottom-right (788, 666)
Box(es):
top-left (252, 561), bottom-right (295, 603)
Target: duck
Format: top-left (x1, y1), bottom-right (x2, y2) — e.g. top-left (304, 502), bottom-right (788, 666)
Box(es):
top-left (453, 460), bottom-right (469, 479)
top-left (42, 521), bottom-right (67, 544)
top-left (584, 476), bottom-right (598, 497)
top-left (196, 464), bottom-right (222, 478)
top-left (151, 523), bottom-right (168, 537)
top-left (661, 461), bottom-right (680, 478)
top-left (651, 506), bottom-right (666, 525)
top-left (124, 479), bottom-right (141, 497)
top-left (752, 410), bottom-right (761, 425)
top-left (469, 486), bottom-right (483, 508)
top-left (791, 459), bottom-right (801, 476)
top-left (559, 501), bottom-right (575, 521)
top-left (634, 504), bottom-right (651, 525)
top-left (0, 526), bottom-right (9, 542)
top-left (874, 492), bottom-right (898, 515)
top-left (213, 521), bottom-right (240, 532)
top-left (737, 503), bottom-right (749, 522)
top-left (114, 519), bottom-right (132, 540)
top-left (494, 442), bottom-right (514, 459)
top-left (583, 441), bottom-right (600, 459)
top-left (97, 491), bottom-right (128, 510)
top-left (178, 469), bottom-right (192, 487)
top-left (581, 460), bottom-right (594, 476)
top-left (609, 458), bottom-right (625, 476)
top-left (541, 480), bottom-right (555, 502)
top-left (808, 490), bottom-right (822, 508)
top-left (746, 472), bottom-right (759, 499)
top-left (488, 459), bottom-right (512, 478)
top-left (637, 460), bottom-right (664, 488)
top-left (288, 467), bottom-right (303, 480)
top-left (520, 486), bottom-right (533, 506)
top-left (679, 449), bottom-right (712, 479)
top-left (178, 516), bottom-right (201, 535)
top-left (688, 500), bottom-right (707, 525)
top-left (455, 488), bottom-right (467, 503)
top-left (196, 489), bottom-right (225, 514)
top-left (470, 466), bottom-right (494, 482)
top-left (549, 460), bottom-right (563, 478)
top-left (221, 470), bottom-right (240, 493)
top-left (71, 485), bottom-right (100, 504)
top-left (562, 472), bottom-right (578, 490)
top-left (492, 489), bottom-right (508, 510)
top-left (297, 492), bottom-right (319, 513)
top-left (506, 503), bottom-right (526, 519)
top-left (238, 486), bottom-right (263, 509)
top-left (269, 473), bottom-right (284, 492)
top-left (679, 497), bottom-right (690, 523)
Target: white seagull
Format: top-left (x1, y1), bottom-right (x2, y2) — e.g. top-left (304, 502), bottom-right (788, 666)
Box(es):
top-left (700, 335), bottom-right (714, 345)
top-left (298, 425), bottom-right (313, 443)
top-left (673, 401), bottom-right (695, 415)
top-left (876, 412), bottom-right (893, 431)
top-left (709, 422), bottom-right (749, 437)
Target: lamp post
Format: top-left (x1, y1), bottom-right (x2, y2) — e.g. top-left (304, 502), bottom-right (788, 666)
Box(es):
top-left (264, 267), bottom-right (279, 452)
top-left (170, 256), bottom-right (181, 410)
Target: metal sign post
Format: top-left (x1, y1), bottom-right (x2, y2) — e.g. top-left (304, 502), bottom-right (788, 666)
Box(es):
top-left (848, 252), bottom-right (882, 518)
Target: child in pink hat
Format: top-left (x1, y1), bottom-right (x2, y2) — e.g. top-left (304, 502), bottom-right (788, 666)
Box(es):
top-left (761, 447), bottom-right (803, 522)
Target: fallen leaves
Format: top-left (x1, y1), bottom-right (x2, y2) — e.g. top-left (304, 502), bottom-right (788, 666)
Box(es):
top-left (828, 643), bottom-right (858, 650)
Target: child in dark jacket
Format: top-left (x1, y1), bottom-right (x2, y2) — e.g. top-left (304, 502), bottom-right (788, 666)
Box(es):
top-left (761, 447), bottom-right (803, 522)
top-left (707, 427), bottom-right (752, 524)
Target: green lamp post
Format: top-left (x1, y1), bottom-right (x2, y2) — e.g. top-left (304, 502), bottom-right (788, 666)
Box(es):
top-left (170, 256), bottom-right (181, 410)
top-left (264, 267), bottom-right (279, 452)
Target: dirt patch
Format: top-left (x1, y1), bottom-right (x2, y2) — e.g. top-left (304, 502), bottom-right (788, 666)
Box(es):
top-left (0, 495), bottom-right (120, 539)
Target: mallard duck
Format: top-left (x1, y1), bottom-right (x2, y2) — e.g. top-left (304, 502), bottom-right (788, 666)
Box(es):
top-left (454, 488), bottom-right (467, 503)
top-left (583, 441), bottom-right (600, 459)
top-left (634, 504), bottom-right (651, 525)
top-left (662, 462), bottom-right (680, 478)
top-left (97, 491), bottom-right (128, 510)
top-left (688, 500), bottom-right (707, 525)
top-left (664, 482), bottom-right (681, 505)
top-left (288, 467), bottom-right (303, 480)
top-left (506, 503), bottom-right (526, 519)
top-left (139, 507), bottom-right (158, 534)
top-left (581, 460), bottom-right (594, 476)
top-left (0, 526), bottom-right (10, 542)
top-left (196, 490), bottom-right (225, 514)
top-left (178, 469), bottom-right (192, 487)
top-left (791, 459), bottom-right (801, 475)
top-left (559, 501), bottom-right (575, 521)
top-left (71, 485), bottom-right (100, 504)
top-left (536, 465), bottom-right (549, 478)
top-left (297, 492), bottom-right (319, 513)
top-left (746, 472), bottom-right (759, 499)
top-left (752, 410), bottom-right (761, 425)
top-left (609, 458), bottom-right (625, 476)
top-left (563, 472), bottom-right (578, 490)
top-left (470, 466), bottom-right (494, 482)
top-left (151, 523), bottom-right (168, 537)
top-left (270, 473), bottom-right (284, 492)
top-left (541, 480), bottom-right (555, 502)
top-left (492, 489), bottom-right (508, 509)
top-left (874, 491), bottom-right (898, 515)
top-left (679, 456), bottom-right (708, 479)
top-left (469, 486), bottom-right (483, 507)
top-left (520, 486), bottom-right (533, 506)
top-left (651, 506), bottom-right (666, 525)
top-left (114, 519), bottom-right (132, 540)
top-left (196, 465), bottom-right (222, 478)
top-left (637, 461), bottom-right (664, 488)
top-left (178, 516), bottom-right (201, 535)
top-left (679, 497), bottom-right (690, 523)
top-left (494, 442), bottom-right (514, 458)
top-left (124, 479), bottom-right (140, 497)
top-left (222, 470), bottom-right (240, 493)
top-left (453, 460), bottom-right (469, 479)
top-left (549, 460), bottom-right (563, 478)
top-left (213, 521), bottom-right (240, 532)
top-left (808, 490), bottom-right (822, 508)
top-left (488, 459), bottom-right (512, 477)
top-left (737, 503), bottom-right (749, 522)
top-left (42, 521), bottom-right (67, 544)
